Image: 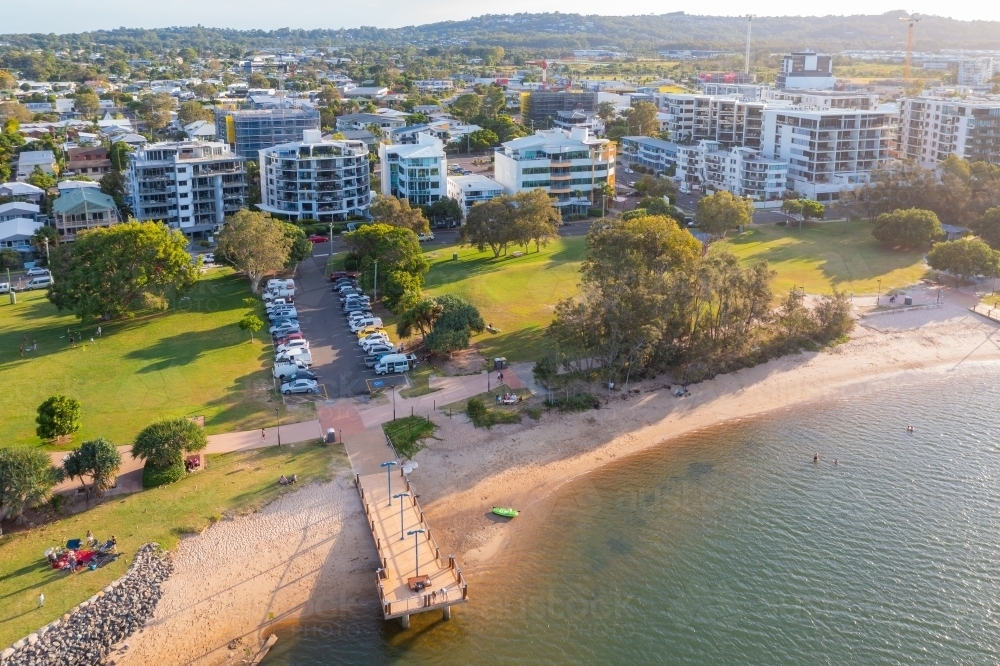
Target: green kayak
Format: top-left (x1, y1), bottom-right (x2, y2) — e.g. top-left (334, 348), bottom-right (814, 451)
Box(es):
top-left (492, 507), bottom-right (518, 518)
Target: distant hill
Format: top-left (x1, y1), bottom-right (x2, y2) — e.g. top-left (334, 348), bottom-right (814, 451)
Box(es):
top-left (3, 12), bottom-right (1000, 54)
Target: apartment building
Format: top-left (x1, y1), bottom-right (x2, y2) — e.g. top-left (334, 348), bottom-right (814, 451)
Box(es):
top-left (776, 52), bottom-right (836, 90)
top-left (957, 58), bottom-right (994, 87)
top-left (379, 134), bottom-right (448, 206)
top-left (761, 89), bottom-right (879, 111)
top-left (762, 107), bottom-right (895, 201)
top-left (51, 187), bottom-right (122, 241)
top-left (653, 93), bottom-right (764, 148)
top-left (520, 91), bottom-right (597, 128)
top-left (493, 127), bottom-right (615, 215)
top-left (898, 97), bottom-right (1000, 167)
top-left (620, 136), bottom-right (678, 173)
top-left (335, 113), bottom-right (407, 133)
top-left (673, 140), bottom-right (787, 200)
top-left (413, 80), bottom-right (454, 92)
top-left (127, 141), bottom-right (247, 236)
top-left (447, 175), bottom-right (504, 217)
top-left (259, 130), bottom-right (371, 222)
top-left (216, 108), bottom-right (321, 158)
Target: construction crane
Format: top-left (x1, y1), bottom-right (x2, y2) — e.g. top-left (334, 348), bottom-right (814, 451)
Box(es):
top-left (899, 13), bottom-right (921, 84)
top-left (744, 15), bottom-right (754, 76)
top-left (525, 59), bottom-right (549, 88)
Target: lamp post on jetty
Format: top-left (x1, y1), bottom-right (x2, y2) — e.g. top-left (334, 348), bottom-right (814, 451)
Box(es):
top-left (394, 492), bottom-right (410, 540)
top-left (408, 528), bottom-right (427, 576)
top-left (382, 460), bottom-right (398, 506)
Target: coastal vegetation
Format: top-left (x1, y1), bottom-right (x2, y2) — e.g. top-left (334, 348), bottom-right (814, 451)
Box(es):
top-left (0, 442), bottom-right (340, 649)
top-left (383, 416), bottom-right (437, 458)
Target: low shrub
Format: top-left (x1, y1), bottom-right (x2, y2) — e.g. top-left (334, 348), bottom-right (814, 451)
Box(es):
top-left (466, 397), bottom-right (522, 429)
top-left (141, 460), bottom-right (185, 489)
top-left (546, 392), bottom-right (600, 412)
top-left (587, 207), bottom-right (604, 218)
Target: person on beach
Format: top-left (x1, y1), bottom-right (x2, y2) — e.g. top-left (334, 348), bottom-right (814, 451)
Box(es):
top-left (96, 325), bottom-right (102, 337)
top-left (261, 428), bottom-right (266, 443)
top-left (109, 535), bottom-right (117, 553)
top-left (38, 593), bottom-right (44, 608)
top-left (86, 530), bottom-right (96, 548)
top-left (813, 453), bottom-right (819, 463)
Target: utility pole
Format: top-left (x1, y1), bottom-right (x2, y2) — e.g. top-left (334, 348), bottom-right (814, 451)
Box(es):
top-left (372, 259), bottom-right (378, 303)
top-left (744, 15), bottom-right (754, 76)
top-left (328, 221), bottom-right (334, 260)
top-left (43, 237), bottom-right (49, 264)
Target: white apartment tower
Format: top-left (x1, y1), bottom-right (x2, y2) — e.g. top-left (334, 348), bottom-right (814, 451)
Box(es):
top-left (259, 130), bottom-right (372, 222)
top-left (956, 58), bottom-right (994, 87)
top-left (127, 141), bottom-right (246, 236)
top-left (762, 107), bottom-right (895, 201)
top-left (898, 97), bottom-right (1000, 168)
top-left (653, 93), bottom-right (764, 148)
top-left (379, 134), bottom-right (448, 206)
top-left (493, 127), bottom-right (616, 215)
top-left (776, 52), bottom-right (836, 90)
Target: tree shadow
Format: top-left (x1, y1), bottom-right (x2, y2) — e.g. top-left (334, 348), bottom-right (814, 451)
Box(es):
top-left (473, 326), bottom-right (548, 363)
top-left (124, 325), bottom-right (242, 373)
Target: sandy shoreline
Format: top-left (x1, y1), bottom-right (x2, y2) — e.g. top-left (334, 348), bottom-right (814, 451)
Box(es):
top-left (117, 300), bottom-right (1000, 664)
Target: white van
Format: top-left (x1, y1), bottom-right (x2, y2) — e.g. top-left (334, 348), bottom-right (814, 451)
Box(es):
top-left (273, 361), bottom-right (309, 380)
top-left (0, 282), bottom-right (9, 294)
top-left (374, 353), bottom-right (410, 376)
top-left (25, 275), bottom-right (53, 290)
top-left (275, 348), bottom-right (312, 366)
top-left (263, 288), bottom-right (294, 301)
top-left (350, 317), bottom-right (382, 333)
top-left (266, 279), bottom-right (295, 291)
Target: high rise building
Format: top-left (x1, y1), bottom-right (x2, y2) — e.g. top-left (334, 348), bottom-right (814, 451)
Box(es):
top-left (216, 108), bottom-right (321, 158)
top-left (653, 93), bottom-right (764, 148)
top-left (493, 127), bottom-right (615, 215)
top-left (259, 130), bottom-right (372, 222)
top-left (776, 52), bottom-right (836, 90)
top-left (378, 134), bottom-right (448, 206)
top-left (520, 91), bottom-right (597, 129)
top-left (762, 107), bottom-right (895, 201)
top-left (956, 58), bottom-right (995, 87)
top-left (898, 97), bottom-right (1000, 167)
top-left (127, 141), bottom-right (246, 236)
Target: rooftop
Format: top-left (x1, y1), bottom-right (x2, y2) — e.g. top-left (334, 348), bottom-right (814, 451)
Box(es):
top-left (0, 218), bottom-right (44, 239)
top-left (448, 174), bottom-right (503, 191)
top-left (52, 187), bottom-right (118, 214)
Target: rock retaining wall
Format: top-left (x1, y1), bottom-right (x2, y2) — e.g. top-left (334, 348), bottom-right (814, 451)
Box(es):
top-left (1, 544), bottom-right (172, 666)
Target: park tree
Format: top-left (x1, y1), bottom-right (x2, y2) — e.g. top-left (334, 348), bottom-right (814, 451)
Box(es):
top-left (343, 222), bottom-right (428, 301)
top-left (30, 225), bottom-right (59, 257)
top-left (383, 270), bottom-right (423, 311)
top-left (62, 438), bottom-right (122, 499)
top-left (178, 100), bottom-right (213, 125)
top-left (281, 222), bottom-right (312, 268)
top-left (697, 190), bottom-right (755, 240)
top-left (450, 93), bottom-right (481, 122)
top-left (974, 206), bottom-right (1000, 250)
top-left (462, 190), bottom-right (559, 257)
top-left (0, 448), bottom-right (62, 524)
top-left (0, 248), bottom-right (21, 269)
top-left (633, 174), bottom-right (675, 200)
top-left (872, 208), bottom-right (943, 249)
top-left (217, 210), bottom-right (292, 292)
top-left (635, 197), bottom-right (684, 223)
top-left (596, 101), bottom-right (618, 123)
top-left (927, 238), bottom-right (1000, 283)
top-left (131, 418), bottom-right (207, 488)
top-left (813, 289), bottom-right (856, 340)
top-left (584, 214), bottom-right (701, 287)
top-left (466, 128), bottom-right (499, 151)
top-left (369, 195), bottom-right (430, 233)
top-left (781, 199), bottom-right (802, 217)
top-left (239, 312), bottom-right (263, 342)
top-left (624, 101), bottom-right (660, 136)
top-left (138, 92), bottom-right (174, 131)
top-left (48, 220), bottom-right (198, 319)
top-left (801, 200), bottom-right (825, 220)
top-left (35, 395), bottom-right (82, 442)
top-left (425, 294), bottom-right (485, 356)
top-left (396, 298), bottom-right (444, 342)
top-left (509, 189), bottom-right (561, 252)
top-left (425, 197), bottom-right (463, 227)
top-left (73, 91), bottom-right (101, 117)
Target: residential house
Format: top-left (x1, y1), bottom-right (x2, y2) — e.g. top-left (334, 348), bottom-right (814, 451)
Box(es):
top-left (259, 130), bottom-right (371, 222)
top-left (0, 202), bottom-right (41, 222)
top-left (0, 218), bottom-right (44, 256)
top-left (335, 113), bottom-right (406, 133)
top-left (66, 146), bottom-right (112, 178)
top-left (184, 120), bottom-right (217, 141)
top-left (16, 151), bottom-right (56, 181)
top-left (621, 136), bottom-right (678, 173)
top-left (0, 182), bottom-right (44, 204)
top-left (51, 187), bottom-right (122, 241)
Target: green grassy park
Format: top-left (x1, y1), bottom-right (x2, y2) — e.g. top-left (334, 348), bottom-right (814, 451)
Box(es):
top-left (719, 220), bottom-right (930, 296)
top-left (422, 236), bottom-right (586, 362)
top-left (0, 442), bottom-right (344, 648)
top-left (0, 268), bottom-right (286, 450)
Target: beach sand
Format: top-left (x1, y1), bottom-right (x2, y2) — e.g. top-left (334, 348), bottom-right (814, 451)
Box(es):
top-left (115, 301), bottom-right (1000, 664)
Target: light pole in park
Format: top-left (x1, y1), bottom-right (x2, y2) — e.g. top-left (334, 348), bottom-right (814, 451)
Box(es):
top-left (394, 492), bottom-right (410, 540)
top-left (408, 528), bottom-right (426, 576)
top-left (381, 460), bottom-right (398, 505)
top-left (328, 222), bottom-right (334, 259)
top-left (876, 278), bottom-right (882, 306)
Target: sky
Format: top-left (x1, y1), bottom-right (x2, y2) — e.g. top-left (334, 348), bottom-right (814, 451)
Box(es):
top-left (4, 0), bottom-right (999, 35)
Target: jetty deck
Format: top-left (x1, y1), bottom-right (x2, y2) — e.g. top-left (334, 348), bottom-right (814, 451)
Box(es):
top-left (342, 425), bottom-right (467, 626)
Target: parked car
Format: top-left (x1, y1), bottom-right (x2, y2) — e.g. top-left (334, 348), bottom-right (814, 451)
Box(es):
top-left (275, 349), bottom-right (311, 365)
top-left (417, 232), bottom-right (435, 242)
top-left (374, 353), bottom-right (411, 376)
top-left (268, 308), bottom-right (297, 321)
top-left (265, 298), bottom-right (293, 310)
top-left (26, 267), bottom-right (50, 277)
top-left (359, 334), bottom-right (390, 348)
top-left (347, 311), bottom-right (374, 322)
top-left (364, 343), bottom-right (396, 356)
top-left (24, 275), bottom-right (52, 290)
top-left (273, 332), bottom-right (304, 346)
top-left (267, 279), bottom-right (295, 290)
top-left (269, 321), bottom-right (300, 335)
top-left (355, 326), bottom-right (385, 339)
top-left (283, 369), bottom-right (319, 383)
top-left (281, 378), bottom-right (319, 395)
top-left (0, 282), bottom-right (9, 294)
top-left (329, 271), bottom-right (360, 282)
top-left (273, 361), bottom-right (310, 380)
top-left (343, 304), bottom-right (371, 315)
top-left (277, 339), bottom-right (310, 354)
top-left (350, 317), bottom-right (383, 333)
top-left (684, 216), bottom-right (695, 228)
top-left (203, 253), bottom-right (215, 264)
top-left (263, 288), bottom-right (294, 301)
top-left (308, 234), bottom-right (329, 243)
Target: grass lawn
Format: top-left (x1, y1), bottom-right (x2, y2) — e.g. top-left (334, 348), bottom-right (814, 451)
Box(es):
top-left (0, 442), bottom-right (344, 648)
top-left (422, 236), bottom-right (586, 362)
top-left (398, 364), bottom-right (441, 399)
top-left (718, 221), bottom-right (930, 295)
top-left (382, 416), bottom-right (436, 459)
top-left (0, 268), bottom-right (292, 450)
